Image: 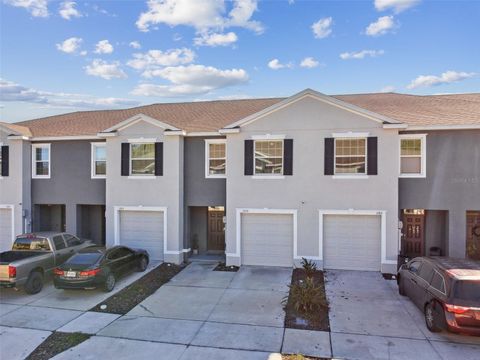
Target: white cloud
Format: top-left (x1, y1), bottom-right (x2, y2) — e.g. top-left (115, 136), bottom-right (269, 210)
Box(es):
top-left (127, 48), bottom-right (196, 76)
top-left (365, 16), bottom-right (397, 36)
top-left (131, 64), bottom-right (248, 97)
top-left (407, 70), bottom-right (476, 89)
top-left (129, 41), bottom-right (142, 49)
top-left (194, 32), bottom-right (238, 47)
top-left (380, 85), bottom-right (396, 92)
top-left (374, 0), bottom-right (420, 13)
top-left (340, 49), bottom-right (385, 60)
top-left (4, 0), bottom-right (48, 17)
top-left (56, 37), bottom-right (83, 54)
top-left (311, 17), bottom-right (333, 39)
top-left (94, 40), bottom-right (114, 54)
top-left (0, 78), bottom-right (139, 108)
top-left (59, 1), bottom-right (82, 20)
top-left (300, 57), bottom-right (319, 68)
top-left (85, 59), bottom-right (127, 80)
top-left (267, 59), bottom-right (292, 70)
top-left (136, 0), bottom-right (263, 34)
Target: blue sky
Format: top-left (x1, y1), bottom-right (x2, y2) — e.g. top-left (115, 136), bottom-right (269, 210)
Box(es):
top-left (1, 0), bottom-right (479, 122)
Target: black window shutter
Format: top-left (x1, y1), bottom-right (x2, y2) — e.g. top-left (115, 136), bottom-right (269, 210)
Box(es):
top-left (324, 138), bottom-right (334, 175)
top-left (155, 142), bottom-right (163, 176)
top-left (1, 146), bottom-right (8, 177)
top-left (367, 137), bottom-right (378, 175)
top-left (244, 140), bottom-right (254, 175)
top-left (283, 139), bottom-right (293, 175)
top-left (121, 143), bottom-right (129, 176)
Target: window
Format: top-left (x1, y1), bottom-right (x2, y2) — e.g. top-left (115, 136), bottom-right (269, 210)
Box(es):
top-left (408, 260), bottom-right (421, 273)
top-left (91, 143), bottom-right (106, 178)
top-left (205, 140), bottom-right (226, 178)
top-left (53, 235), bottom-right (66, 250)
top-left (430, 271), bottom-right (446, 293)
top-left (254, 140), bottom-right (283, 175)
top-left (400, 135), bottom-right (426, 177)
top-left (335, 138), bottom-right (366, 174)
top-left (32, 144), bottom-right (51, 178)
top-left (130, 143), bottom-right (155, 175)
top-left (64, 234), bottom-right (83, 247)
top-left (418, 262), bottom-right (434, 283)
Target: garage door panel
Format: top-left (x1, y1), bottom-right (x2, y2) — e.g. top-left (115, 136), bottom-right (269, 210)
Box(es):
top-left (0, 208), bottom-right (13, 252)
top-left (119, 210), bottom-right (164, 261)
top-left (324, 215), bottom-right (381, 271)
top-left (241, 213), bottom-right (293, 267)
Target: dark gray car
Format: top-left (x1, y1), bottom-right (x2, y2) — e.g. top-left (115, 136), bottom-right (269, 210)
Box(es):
top-left (397, 257), bottom-right (480, 336)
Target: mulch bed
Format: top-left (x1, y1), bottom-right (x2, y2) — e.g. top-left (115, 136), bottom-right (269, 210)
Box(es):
top-left (213, 262), bottom-right (239, 272)
top-left (26, 332), bottom-right (91, 360)
top-left (284, 268), bottom-right (330, 331)
top-left (90, 262), bottom-right (184, 315)
top-left (283, 355), bottom-right (329, 360)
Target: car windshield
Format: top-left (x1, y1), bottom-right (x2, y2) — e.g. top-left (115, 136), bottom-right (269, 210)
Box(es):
top-left (12, 237), bottom-right (51, 251)
top-left (454, 280), bottom-right (480, 302)
top-left (67, 253), bottom-right (102, 265)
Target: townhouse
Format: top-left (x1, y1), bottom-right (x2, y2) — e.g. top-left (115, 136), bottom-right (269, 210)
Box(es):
top-left (1, 89), bottom-right (479, 274)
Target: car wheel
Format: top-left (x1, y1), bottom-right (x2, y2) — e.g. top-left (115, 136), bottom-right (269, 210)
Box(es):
top-left (398, 277), bottom-right (406, 296)
top-left (25, 271), bottom-right (44, 294)
top-left (137, 256), bottom-right (148, 272)
top-left (103, 273), bottom-right (116, 293)
top-left (425, 302), bottom-right (442, 332)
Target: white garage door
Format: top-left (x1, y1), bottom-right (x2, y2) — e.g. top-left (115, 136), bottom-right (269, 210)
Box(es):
top-left (241, 213), bottom-right (293, 267)
top-left (323, 215), bottom-right (381, 271)
top-left (119, 210), bottom-right (164, 261)
top-left (0, 208), bottom-right (13, 252)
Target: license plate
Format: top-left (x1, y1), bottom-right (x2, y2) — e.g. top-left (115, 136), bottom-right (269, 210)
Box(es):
top-left (65, 271), bottom-right (77, 278)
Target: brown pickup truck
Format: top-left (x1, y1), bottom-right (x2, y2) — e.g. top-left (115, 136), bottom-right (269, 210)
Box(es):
top-left (0, 232), bottom-right (92, 294)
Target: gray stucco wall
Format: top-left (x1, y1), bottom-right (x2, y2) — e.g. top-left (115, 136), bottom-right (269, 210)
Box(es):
top-left (105, 120), bottom-right (184, 264)
top-left (0, 131), bottom-right (31, 244)
top-left (31, 140), bottom-right (106, 235)
top-left (225, 96), bottom-right (400, 273)
top-left (183, 137), bottom-right (226, 249)
top-left (399, 130), bottom-right (480, 257)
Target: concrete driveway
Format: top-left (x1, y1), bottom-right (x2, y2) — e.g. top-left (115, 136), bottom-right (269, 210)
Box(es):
top-left (0, 261), bottom-right (160, 360)
top-left (326, 270), bottom-right (480, 360)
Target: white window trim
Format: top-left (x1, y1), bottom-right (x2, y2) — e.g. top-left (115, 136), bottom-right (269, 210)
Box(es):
top-left (91, 142), bottom-right (106, 179)
top-left (333, 137), bottom-right (368, 177)
top-left (318, 209), bottom-right (396, 269)
top-left (253, 138), bottom-right (285, 177)
top-left (32, 143), bottom-right (51, 179)
top-left (399, 134), bottom-right (427, 178)
top-left (227, 208), bottom-right (298, 263)
top-left (205, 139), bottom-right (227, 179)
top-left (129, 142), bottom-right (155, 177)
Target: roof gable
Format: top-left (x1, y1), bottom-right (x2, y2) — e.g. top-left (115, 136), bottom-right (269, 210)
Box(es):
top-left (100, 113), bottom-right (180, 134)
top-left (222, 89), bottom-right (403, 130)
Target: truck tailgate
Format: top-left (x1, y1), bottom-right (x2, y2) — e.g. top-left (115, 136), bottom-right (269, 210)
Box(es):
top-left (0, 265), bottom-right (10, 281)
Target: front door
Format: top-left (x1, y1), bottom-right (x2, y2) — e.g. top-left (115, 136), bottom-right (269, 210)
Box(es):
top-left (207, 207), bottom-right (225, 252)
top-left (403, 210), bottom-right (425, 257)
top-left (466, 211), bottom-right (480, 260)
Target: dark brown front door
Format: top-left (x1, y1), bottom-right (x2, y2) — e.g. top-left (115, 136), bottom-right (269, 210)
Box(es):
top-left (466, 211), bottom-right (480, 260)
top-left (208, 208), bottom-right (225, 251)
top-left (403, 211), bottom-right (425, 257)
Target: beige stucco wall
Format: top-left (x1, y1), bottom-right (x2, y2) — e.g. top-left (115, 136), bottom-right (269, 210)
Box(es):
top-left (225, 96), bottom-right (400, 273)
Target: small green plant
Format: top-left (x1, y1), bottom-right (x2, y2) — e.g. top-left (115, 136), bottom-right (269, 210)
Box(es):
top-left (300, 257), bottom-right (317, 277)
top-left (283, 277), bottom-right (328, 315)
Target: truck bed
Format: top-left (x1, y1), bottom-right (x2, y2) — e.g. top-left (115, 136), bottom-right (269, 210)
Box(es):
top-left (0, 251), bottom-right (45, 264)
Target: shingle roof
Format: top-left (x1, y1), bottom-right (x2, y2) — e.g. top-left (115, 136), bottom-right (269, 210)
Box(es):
top-left (8, 92), bottom-right (480, 137)
top-left (0, 122), bottom-right (32, 137)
